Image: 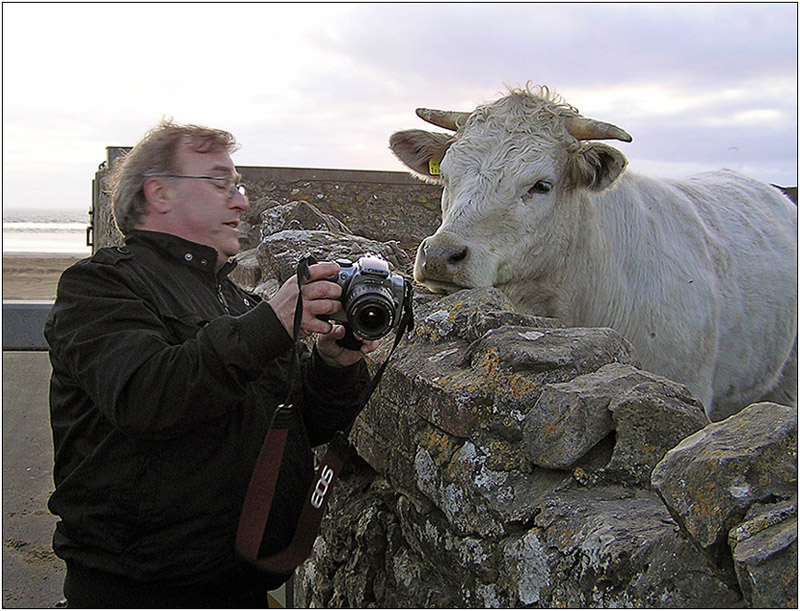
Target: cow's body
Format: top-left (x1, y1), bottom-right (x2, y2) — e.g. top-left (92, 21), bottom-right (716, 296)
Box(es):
top-left (390, 86), bottom-right (797, 420)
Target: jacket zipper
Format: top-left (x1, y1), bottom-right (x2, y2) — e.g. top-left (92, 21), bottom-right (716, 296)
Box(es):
top-left (216, 283), bottom-right (230, 314)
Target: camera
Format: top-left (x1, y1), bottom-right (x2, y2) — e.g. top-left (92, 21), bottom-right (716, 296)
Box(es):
top-left (323, 254), bottom-right (412, 347)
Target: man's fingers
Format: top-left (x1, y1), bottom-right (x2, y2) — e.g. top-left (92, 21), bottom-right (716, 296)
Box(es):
top-left (301, 280), bottom-right (341, 301)
top-left (293, 262), bottom-right (347, 336)
top-left (302, 262), bottom-right (340, 284)
top-left (303, 298), bottom-right (341, 319)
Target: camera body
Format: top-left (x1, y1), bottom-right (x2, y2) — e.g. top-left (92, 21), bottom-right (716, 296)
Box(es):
top-left (325, 254), bottom-right (411, 342)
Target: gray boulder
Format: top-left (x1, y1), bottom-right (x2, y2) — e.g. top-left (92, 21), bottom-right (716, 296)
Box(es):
top-left (729, 499), bottom-right (797, 608)
top-left (652, 402), bottom-right (797, 604)
top-left (257, 199), bottom-right (351, 238)
top-left (523, 363), bottom-right (708, 485)
top-left (237, 198), bottom-right (352, 250)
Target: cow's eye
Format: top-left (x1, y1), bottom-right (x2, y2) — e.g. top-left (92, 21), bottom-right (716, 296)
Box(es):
top-left (526, 181), bottom-right (553, 197)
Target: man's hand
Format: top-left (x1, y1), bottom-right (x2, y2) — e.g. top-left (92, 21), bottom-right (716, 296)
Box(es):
top-left (268, 260), bottom-right (382, 367)
top-left (316, 325), bottom-right (381, 367)
top-left (269, 261), bottom-right (343, 338)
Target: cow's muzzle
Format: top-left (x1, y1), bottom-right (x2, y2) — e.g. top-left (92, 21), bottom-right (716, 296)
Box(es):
top-left (415, 234), bottom-right (469, 290)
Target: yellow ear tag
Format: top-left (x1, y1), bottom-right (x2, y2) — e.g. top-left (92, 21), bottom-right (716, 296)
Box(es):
top-left (428, 159), bottom-right (441, 176)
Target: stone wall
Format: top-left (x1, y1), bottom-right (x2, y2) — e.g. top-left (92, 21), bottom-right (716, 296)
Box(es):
top-left (240, 201), bottom-right (796, 608)
top-left (90, 147), bottom-right (127, 251)
top-left (294, 285), bottom-right (796, 608)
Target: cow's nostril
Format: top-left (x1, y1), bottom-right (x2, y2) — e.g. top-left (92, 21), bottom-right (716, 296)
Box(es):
top-left (448, 247), bottom-right (468, 265)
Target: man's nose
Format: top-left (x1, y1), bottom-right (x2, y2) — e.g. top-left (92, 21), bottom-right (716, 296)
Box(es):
top-left (232, 190), bottom-right (249, 211)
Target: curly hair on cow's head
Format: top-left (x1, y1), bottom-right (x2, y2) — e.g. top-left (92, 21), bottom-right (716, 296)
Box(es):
top-left (466, 83), bottom-right (583, 149)
top-left (108, 118), bottom-right (240, 235)
top-left (505, 82), bottom-right (576, 110)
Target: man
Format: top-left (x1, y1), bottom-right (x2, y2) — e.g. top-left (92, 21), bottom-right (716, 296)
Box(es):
top-left (44, 120), bottom-right (378, 607)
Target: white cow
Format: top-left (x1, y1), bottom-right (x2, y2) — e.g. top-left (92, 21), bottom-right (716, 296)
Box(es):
top-left (390, 85), bottom-right (797, 421)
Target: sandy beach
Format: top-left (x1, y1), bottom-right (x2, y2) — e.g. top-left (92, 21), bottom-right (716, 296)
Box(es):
top-left (2, 253), bottom-right (86, 300)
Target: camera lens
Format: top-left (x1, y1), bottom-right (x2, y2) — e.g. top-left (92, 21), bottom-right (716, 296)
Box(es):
top-left (345, 284), bottom-right (396, 340)
top-left (355, 304), bottom-right (390, 336)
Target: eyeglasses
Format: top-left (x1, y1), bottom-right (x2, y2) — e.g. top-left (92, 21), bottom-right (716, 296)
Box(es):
top-left (143, 173), bottom-right (246, 199)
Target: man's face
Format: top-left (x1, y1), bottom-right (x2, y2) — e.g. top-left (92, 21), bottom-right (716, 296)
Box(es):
top-left (163, 140), bottom-right (249, 267)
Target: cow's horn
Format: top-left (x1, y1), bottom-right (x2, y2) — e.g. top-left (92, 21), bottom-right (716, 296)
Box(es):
top-left (416, 108), bottom-right (469, 131)
top-left (565, 116), bottom-right (633, 142)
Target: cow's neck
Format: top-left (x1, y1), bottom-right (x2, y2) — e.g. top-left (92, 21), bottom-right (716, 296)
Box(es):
top-left (514, 175), bottom-right (645, 329)
top-left (573, 174), bottom-right (664, 333)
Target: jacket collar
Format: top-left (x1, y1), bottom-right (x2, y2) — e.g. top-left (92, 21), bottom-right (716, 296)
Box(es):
top-left (125, 230), bottom-right (238, 279)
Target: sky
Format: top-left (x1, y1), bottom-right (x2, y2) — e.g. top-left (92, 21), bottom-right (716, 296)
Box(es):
top-left (2, 2), bottom-right (797, 211)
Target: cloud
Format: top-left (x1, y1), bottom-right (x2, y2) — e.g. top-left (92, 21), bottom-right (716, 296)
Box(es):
top-left (2, 2), bottom-right (797, 213)
top-left (306, 4), bottom-right (796, 92)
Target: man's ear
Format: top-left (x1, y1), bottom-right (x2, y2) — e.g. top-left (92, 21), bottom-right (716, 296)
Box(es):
top-left (143, 177), bottom-right (173, 213)
top-left (389, 129), bottom-right (453, 184)
top-left (567, 142), bottom-right (628, 191)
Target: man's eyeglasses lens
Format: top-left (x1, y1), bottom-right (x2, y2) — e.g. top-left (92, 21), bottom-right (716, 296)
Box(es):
top-left (143, 173), bottom-right (246, 199)
top-left (217, 179), bottom-right (247, 198)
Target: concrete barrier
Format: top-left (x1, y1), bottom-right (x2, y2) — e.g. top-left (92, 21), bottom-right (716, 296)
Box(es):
top-left (2, 301), bottom-right (53, 351)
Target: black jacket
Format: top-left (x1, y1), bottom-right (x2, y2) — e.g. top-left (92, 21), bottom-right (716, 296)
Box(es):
top-left (44, 230), bottom-right (368, 588)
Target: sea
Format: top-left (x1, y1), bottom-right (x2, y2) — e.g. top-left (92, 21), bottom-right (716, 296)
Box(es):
top-left (3, 207), bottom-right (92, 256)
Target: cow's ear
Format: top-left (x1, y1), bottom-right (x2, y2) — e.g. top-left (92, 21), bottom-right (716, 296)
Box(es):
top-left (389, 129), bottom-right (453, 185)
top-left (567, 142), bottom-right (628, 191)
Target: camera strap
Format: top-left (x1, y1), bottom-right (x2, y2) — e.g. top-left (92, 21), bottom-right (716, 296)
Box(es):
top-left (236, 255), bottom-right (413, 574)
